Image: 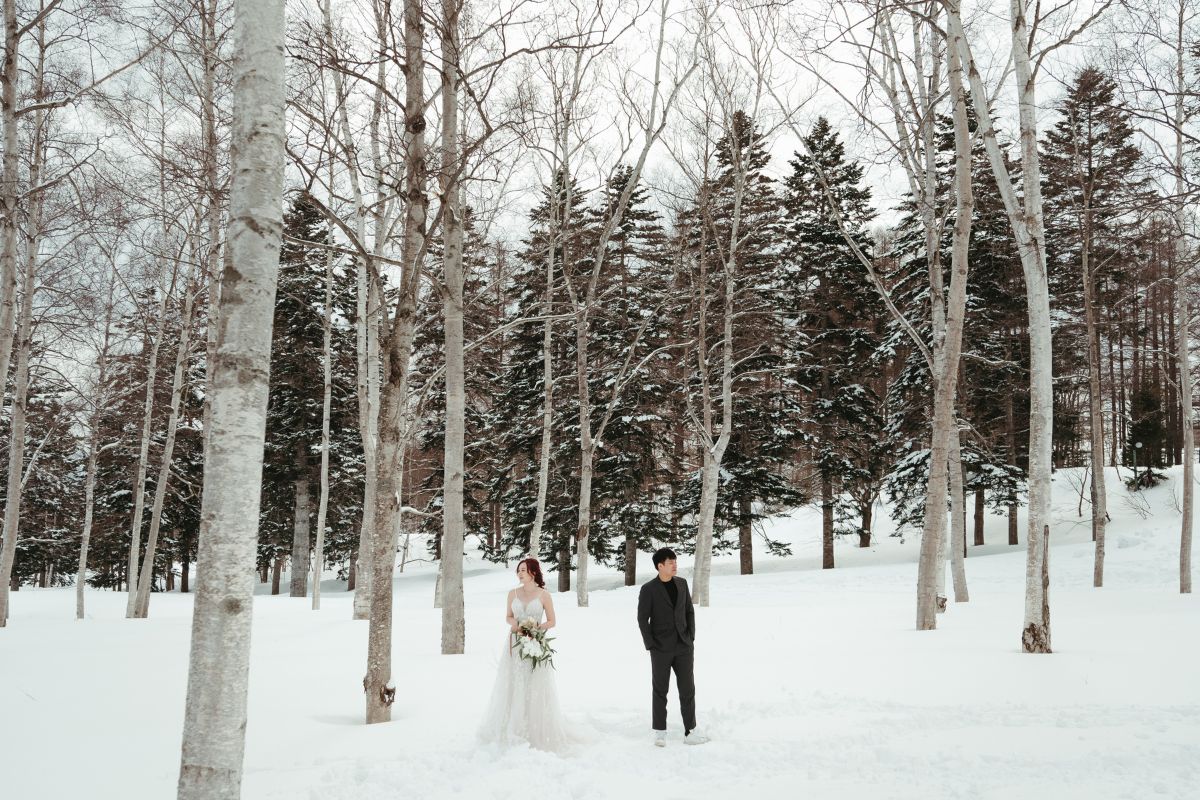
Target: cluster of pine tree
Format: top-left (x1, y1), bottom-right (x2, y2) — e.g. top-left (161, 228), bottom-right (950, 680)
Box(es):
top-left (4, 66), bottom-right (1192, 593)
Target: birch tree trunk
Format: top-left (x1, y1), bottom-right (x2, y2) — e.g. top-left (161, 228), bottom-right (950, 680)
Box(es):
top-left (199, 0), bottom-right (224, 466)
top-left (352, 267), bottom-right (379, 619)
top-left (1007, 0), bottom-right (1053, 653)
top-left (77, 279), bottom-right (116, 619)
top-left (125, 260), bottom-right (175, 617)
top-left (1174, 1), bottom-right (1193, 594)
top-left (916, 11), bottom-right (973, 626)
top-left (289, 440), bottom-right (310, 597)
top-left (532, 242), bottom-right (554, 556)
top-left (949, 428), bottom-right (969, 602)
top-left (951, 0), bottom-right (1053, 652)
top-left (438, 0), bottom-right (466, 653)
top-left (364, 0), bottom-right (426, 724)
top-left (1178, 242), bottom-right (1192, 594)
top-left (134, 272), bottom-right (199, 618)
top-left (0, 0), bottom-right (21, 404)
top-left (530, 279), bottom-right (554, 555)
top-left (912, 8), bottom-right (951, 629)
top-left (318, 0), bottom-right (379, 618)
top-left (574, 317), bottom-right (594, 604)
top-left (529, 168), bottom-right (559, 555)
top-left (692, 259), bottom-right (734, 607)
top-left (175, 0), bottom-right (285, 792)
top-left (1082, 209), bottom-right (1107, 587)
top-left (0, 82), bottom-right (44, 626)
top-left (0, 213), bottom-right (36, 626)
top-left (312, 210), bottom-right (334, 611)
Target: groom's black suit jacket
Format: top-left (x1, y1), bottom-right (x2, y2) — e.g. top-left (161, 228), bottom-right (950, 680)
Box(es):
top-left (637, 576), bottom-right (696, 651)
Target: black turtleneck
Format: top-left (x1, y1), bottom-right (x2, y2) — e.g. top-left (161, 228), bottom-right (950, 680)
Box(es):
top-left (662, 577), bottom-right (678, 606)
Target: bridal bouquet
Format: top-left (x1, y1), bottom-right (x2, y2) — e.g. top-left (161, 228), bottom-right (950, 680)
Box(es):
top-left (511, 616), bottom-right (556, 671)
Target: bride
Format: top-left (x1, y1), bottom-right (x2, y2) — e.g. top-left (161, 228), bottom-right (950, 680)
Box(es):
top-left (478, 557), bottom-right (571, 752)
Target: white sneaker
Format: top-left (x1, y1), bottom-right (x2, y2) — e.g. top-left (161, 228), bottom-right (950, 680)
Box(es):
top-left (684, 726), bottom-right (709, 745)
top-left (653, 730), bottom-right (666, 748)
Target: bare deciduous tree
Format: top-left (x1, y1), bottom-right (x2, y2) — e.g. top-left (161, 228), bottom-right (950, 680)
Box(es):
top-left (176, 0), bottom-right (285, 793)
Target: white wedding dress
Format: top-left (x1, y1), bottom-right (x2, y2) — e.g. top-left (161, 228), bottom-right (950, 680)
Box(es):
top-left (477, 593), bottom-right (572, 753)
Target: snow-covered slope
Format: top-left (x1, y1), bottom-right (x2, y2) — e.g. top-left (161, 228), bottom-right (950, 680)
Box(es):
top-left (2, 466), bottom-right (1196, 799)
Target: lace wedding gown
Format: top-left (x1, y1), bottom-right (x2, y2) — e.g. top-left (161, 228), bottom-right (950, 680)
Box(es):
top-left (477, 593), bottom-right (571, 753)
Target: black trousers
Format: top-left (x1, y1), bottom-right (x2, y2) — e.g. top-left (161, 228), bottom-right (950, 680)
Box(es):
top-left (650, 644), bottom-right (696, 732)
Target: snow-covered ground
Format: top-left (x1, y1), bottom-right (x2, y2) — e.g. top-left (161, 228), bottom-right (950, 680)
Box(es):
top-left (2, 466), bottom-right (1198, 799)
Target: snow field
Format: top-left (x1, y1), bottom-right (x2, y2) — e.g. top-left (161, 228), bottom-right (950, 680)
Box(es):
top-left (1, 465), bottom-right (1197, 799)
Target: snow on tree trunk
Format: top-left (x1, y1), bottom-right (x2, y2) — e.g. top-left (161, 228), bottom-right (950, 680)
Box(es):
top-left (289, 441), bottom-right (311, 598)
top-left (438, 0), bottom-right (466, 652)
top-left (134, 272), bottom-right (199, 618)
top-left (175, 0), bottom-right (285, 792)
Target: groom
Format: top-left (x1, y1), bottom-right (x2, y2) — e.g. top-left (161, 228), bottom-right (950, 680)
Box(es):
top-left (637, 548), bottom-right (708, 747)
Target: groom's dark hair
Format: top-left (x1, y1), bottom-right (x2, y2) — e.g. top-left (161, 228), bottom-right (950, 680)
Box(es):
top-left (652, 548), bottom-right (677, 568)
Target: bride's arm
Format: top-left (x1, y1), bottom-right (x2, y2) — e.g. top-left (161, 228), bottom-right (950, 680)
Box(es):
top-left (539, 590), bottom-right (556, 631)
top-left (506, 590), bottom-right (518, 632)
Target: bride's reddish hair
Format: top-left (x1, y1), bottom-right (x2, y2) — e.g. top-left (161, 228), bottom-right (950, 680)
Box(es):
top-left (517, 558), bottom-right (545, 589)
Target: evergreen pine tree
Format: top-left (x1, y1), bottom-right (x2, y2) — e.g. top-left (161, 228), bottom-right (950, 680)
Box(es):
top-left (675, 110), bottom-right (799, 572)
top-left (782, 116), bottom-right (881, 560)
top-left (1041, 67), bottom-right (1148, 465)
top-left (261, 195), bottom-right (362, 589)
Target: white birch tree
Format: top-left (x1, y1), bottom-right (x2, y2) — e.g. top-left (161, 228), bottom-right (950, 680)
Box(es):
top-left (76, 263), bottom-right (118, 619)
top-left (175, 0), bottom-right (285, 793)
top-left (946, 0), bottom-right (1113, 651)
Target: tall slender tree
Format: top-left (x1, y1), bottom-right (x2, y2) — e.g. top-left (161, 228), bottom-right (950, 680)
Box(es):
top-left (176, 0), bottom-right (286, 792)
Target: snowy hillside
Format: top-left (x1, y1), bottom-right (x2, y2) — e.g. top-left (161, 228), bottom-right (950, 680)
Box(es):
top-left (2, 465), bottom-right (1197, 799)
